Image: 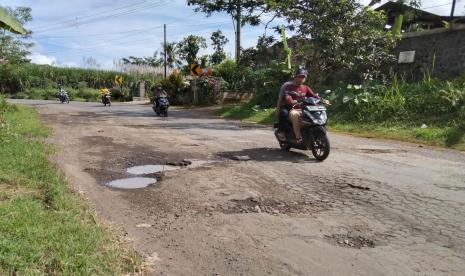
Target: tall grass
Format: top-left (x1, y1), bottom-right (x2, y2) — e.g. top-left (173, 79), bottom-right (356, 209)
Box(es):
top-left (0, 101), bottom-right (142, 274)
top-left (0, 63), bottom-right (164, 101)
top-left (328, 74), bottom-right (465, 127)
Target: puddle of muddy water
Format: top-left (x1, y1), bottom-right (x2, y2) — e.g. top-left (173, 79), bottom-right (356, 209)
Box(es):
top-left (106, 177), bottom-right (157, 189)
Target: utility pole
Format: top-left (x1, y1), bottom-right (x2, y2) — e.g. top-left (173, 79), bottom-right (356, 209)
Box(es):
top-left (164, 24), bottom-right (167, 78)
top-left (450, 0), bottom-right (457, 25)
top-left (235, 0), bottom-right (241, 64)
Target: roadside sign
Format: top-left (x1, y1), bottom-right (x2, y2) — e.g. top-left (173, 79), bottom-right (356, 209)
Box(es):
top-left (190, 64), bottom-right (202, 76)
top-left (115, 75), bottom-right (123, 85)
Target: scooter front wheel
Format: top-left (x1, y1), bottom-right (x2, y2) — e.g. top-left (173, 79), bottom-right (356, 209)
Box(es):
top-left (311, 133), bottom-right (330, 161)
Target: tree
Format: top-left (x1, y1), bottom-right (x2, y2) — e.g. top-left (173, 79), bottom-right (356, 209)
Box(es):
top-left (178, 35), bottom-right (207, 65)
top-left (199, 54), bottom-right (210, 68)
top-left (238, 47), bottom-right (257, 67)
top-left (269, 0), bottom-right (398, 84)
top-left (164, 42), bottom-right (182, 69)
top-left (121, 52), bottom-right (162, 67)
top-left (210, 30), bottom-right (229, 65)
top-left (0, 6), bottom-right (33, 64)
top-left (187, 0), bottom-right (268, 63)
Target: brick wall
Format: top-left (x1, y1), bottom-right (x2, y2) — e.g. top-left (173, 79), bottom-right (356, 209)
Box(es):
top-left (395, 25), bottom-right (465, 79)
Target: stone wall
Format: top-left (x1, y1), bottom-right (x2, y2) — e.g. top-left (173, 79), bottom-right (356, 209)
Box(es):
top-left (395, 25), bottom-right (465, 79)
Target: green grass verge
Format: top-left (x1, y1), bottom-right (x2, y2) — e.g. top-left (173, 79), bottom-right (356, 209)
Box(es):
top-left (0, 104), bottom-right (142, 275)
top-left (216, 103), bottom-right (465, 151)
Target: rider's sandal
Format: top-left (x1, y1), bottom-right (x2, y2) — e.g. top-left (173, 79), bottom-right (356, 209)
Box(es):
top-left (277, 132), bottom-right (286, 141)
top-left (296, 137), bottom-right (303, 144)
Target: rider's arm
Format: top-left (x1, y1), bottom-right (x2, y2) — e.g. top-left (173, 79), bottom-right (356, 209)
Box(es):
top-left (284, 94), bottom-right (298, 106)
top-left (306, 86), bottom-right (320, 99)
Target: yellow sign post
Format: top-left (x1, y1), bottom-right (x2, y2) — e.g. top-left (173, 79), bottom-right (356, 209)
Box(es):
top-left (189, 64), bottom-right (202, 77)
top-left (115, 75), bottom-right (123, 85)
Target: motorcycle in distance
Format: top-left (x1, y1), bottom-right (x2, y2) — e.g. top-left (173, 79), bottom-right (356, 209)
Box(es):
top-left (57, 90), bottom-right (69, 104)
top-left (101, 93), bottom-right (111, 107)
top-left (274, 91), bottom-right (330, 161)
top-left (152, 96), bottom-right (169, 117)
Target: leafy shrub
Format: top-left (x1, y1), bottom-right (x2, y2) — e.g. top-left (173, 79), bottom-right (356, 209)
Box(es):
top-left (328, 75), bottom-right (465, 127)
top-left (159, 71), bottom-right (189, 105)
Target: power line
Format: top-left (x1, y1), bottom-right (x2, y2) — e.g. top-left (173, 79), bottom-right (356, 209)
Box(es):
top-left (33, 1), bottom-right (172, 34)
top-left (33, 1), bottom-right (169, 32)
top-left (37, 20), bottom-right (232, 55)
top-left (31, 1), bottom-right (148, 30)
top-left (33, 16), bottom-right (229, 40)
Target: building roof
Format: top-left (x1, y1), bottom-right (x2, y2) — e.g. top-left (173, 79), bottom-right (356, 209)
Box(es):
top-left (375, 1), bottom-right (465, 29)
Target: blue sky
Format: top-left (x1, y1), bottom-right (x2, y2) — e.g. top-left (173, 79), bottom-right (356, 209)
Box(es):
top-left (2, 0), bottom-right (464, 69)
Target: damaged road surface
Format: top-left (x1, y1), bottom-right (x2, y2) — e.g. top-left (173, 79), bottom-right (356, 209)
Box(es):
top-left (13, 100), bottom-right (465, 275)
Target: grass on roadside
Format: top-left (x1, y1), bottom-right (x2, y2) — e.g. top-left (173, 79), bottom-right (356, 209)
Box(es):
top-left (216, 103), bottom-right (465, 151)
top-left (0, 103), bottom-right (142, 275)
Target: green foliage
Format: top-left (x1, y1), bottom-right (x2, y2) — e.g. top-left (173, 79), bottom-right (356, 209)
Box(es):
top-left (196, 76), bottom-right (222, 105)
top-left (158, 71), bottom-right (189, 105)
top-left (187, 0), bottom-right (267, 26)
top-left (327, 75), bottom-right (465, 128)
top-left (0, 6), bottom-right (33, 64)
top-left (178, 35), bottom-right (207, 65)
top-left (210, 30), bottom-right (228, 65)
top-left (164, 42), bottom-right (182, 69)
top-left (213, 59), bottom-right (291, 107)
top-left (216, 102), bottom-right (276, 124)
top-left (0, 63), bottom-right (163, 100)
top-left (269, 0), bottom-right (397, 83)
top-left (122, 52), bottom-right (161, 67)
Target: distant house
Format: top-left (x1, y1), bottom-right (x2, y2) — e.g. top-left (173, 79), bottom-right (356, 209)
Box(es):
top-left (375, 1), bottom-right (465, 31)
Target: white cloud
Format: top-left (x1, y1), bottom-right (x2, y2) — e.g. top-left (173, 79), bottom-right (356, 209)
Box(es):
top-left (60, 61), bottom-right (79, 68)
top-left (28, 54), bottom-right (57, 65)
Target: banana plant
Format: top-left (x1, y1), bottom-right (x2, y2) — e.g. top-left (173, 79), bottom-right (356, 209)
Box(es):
top-left (280, 25), bottom-right (292, 70)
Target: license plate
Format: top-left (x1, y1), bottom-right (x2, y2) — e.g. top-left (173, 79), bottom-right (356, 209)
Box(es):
top-left (306, 106), bottom-right (326, 111)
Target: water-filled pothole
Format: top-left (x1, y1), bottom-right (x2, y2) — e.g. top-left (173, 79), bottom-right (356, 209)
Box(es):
top-left (127, 165), bottom-right (178, 175)
top-left (126, 160), bottom-right (211, 175)
top-left (106, 177), bottom-right (157, 189)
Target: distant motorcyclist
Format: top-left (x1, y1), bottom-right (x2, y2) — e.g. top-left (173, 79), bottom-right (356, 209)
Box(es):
top-left (100, 87), bottom-right (111, 106)
top-left (100, 87), bottom-right (110, 96)
top-left (57, 87), bottom-right (69, 103)
top-left (154, 86), bottom-right (168, 108)
top-left (276, 68), bottom-right (329, 144)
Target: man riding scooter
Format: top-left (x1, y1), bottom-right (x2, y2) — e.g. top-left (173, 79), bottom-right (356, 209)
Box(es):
top-left (276, 68), bottom-right (330, 144)
top-left (152, 86), bottom-right (169, 116)
top-left (100, 87), bottom-right (111, 106)
top-left (57, 87), bottom-right (69, 103)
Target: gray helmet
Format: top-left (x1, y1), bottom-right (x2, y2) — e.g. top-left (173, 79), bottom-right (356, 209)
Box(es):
top-left (295, 68), bottom-right (308, 77)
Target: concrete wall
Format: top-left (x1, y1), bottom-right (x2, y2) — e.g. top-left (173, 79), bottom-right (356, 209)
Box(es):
top-left (395, 25), bottom-right (465, 79)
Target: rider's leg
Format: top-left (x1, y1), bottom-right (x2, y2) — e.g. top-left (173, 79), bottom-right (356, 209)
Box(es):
top-left (288, 109), bottom-right (303, 143)
top-left (277, 109), bottom-right (289, 141)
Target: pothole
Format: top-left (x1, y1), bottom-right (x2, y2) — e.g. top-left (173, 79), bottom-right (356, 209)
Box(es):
top-left (220, 197), bottom-right (321, 215)
top-left (126, 160), bottom-right (213, 175)
top-left (127, 165), bottom-right (178, 175)
top-left (357, 148), bottom-right (406, 154)
top-left (106, 177), bottom-right (157, 189)
top-left (324, 233), bottom-right (375, 249)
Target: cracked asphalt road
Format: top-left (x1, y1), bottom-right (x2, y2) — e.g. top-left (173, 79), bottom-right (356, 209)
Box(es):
top-left (11, 99), bottom-right (465, 275)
